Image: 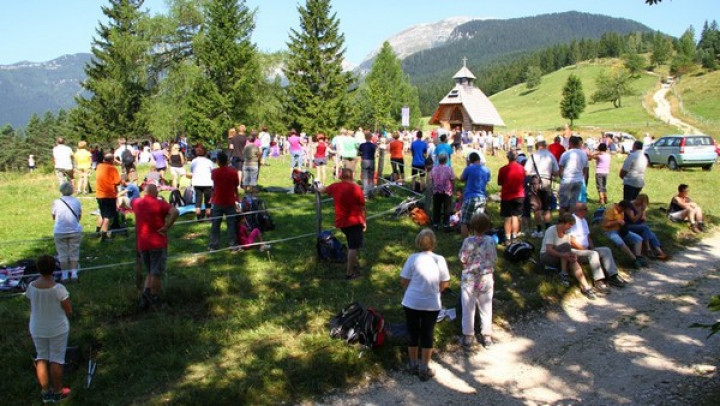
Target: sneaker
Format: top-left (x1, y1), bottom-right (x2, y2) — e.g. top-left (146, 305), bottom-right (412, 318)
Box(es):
top-left (581, 287), bottom-right (597, 300)
top-left (689, 223), bottom-right (701, 233)
top-left (482, 335), bottom-right (493, 348)
top-left (558, 272), bottom-right (570, 288)
top-left (633, 259), bottom-right (643, 269)
top-left (594, 281), bottom-right (610, 294)
top-left (637, 256), bottom-right (649, 268)
top-left (53, 387), bottom-right (71, 402)
top-left (656, 252), bottom-right (670, 262)
top-left (516, 231), bottom-right (526, 238)
top-left (607, 274), bottom-right (627, 288)
top-left (418, 367), bottom-right (436, 382)
top-left (41, 391), bottom-right (54, 404)
top-left (259, 244), bottom-right (271, 252)
top-left (405, 362), bottom-right (419, 376)
top-left (697, 222), bottom-right (706, 233)
top-left (461, 335), bottom-right (475, 349)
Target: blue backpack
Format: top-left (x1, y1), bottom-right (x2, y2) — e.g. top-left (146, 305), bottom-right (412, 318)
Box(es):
top-left (316, 231), bottom-right (348, 263)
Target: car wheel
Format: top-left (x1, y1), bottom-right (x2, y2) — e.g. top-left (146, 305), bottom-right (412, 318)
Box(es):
top-left (702, 163), bottom-right (713, 171)
top-left (668, 157), bottom-right (679, 170)
top-left (644, 154), bottom-right (652, 167)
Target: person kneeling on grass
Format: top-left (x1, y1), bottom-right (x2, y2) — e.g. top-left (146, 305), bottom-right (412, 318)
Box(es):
top-left (602, 200), bottom-right (648, 269)
top-left (401, 228), bottom-right (450, 381)
top-left (459, 212), bottom-right (496, 349)
top-left (568, 203), bottom-right (628, 292)
top-left (540, 213), bottom-right (597, 300)
top-left (26, 255), bottom-right (72, 403)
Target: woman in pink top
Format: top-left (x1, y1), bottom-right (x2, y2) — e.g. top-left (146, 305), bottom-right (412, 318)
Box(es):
top-left (593, 143), bottom-right (611, 206)
top-left (287, 130), bottom-right (304, 169)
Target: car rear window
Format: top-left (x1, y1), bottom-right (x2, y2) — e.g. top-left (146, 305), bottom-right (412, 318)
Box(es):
top-left (686, 137), bottom-right (712, 146)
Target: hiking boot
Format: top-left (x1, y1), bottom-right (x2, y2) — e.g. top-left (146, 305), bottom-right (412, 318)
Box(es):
top-left (607, 274), bottom-right (627, 288)
top-left (582, 287), bottom-right (597, 300)
top-left (594, 281), bottom-right (610, 294)
top-left (697, 222), bottom-right (706, 233)
top-left (53, 387), bottom-right (71, 402)
top-left (418, 367), bottom-right (436, 382)
top-left (558, 272), bottom-right (570, 288)
top-left (405, 362), bottom-right (419, 376)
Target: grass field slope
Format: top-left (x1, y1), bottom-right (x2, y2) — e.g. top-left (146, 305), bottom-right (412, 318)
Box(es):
top-left (489, 59), bottom-right (677, 136)
top-left (669, 69), bottom-right (720, 138)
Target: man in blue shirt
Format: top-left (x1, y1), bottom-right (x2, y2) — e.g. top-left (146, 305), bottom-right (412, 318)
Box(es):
top-left (460, 152), bottom-right (491, 237)
top-left (433, 133), bottom-right (454, 167)
top-left (410, 131), bottom-right (428, 189)
top-left (357, 131), bottom-right (377, 195)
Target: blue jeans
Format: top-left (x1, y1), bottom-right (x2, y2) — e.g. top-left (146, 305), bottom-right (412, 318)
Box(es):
top-left (261, 147), bottom-right (270, 160)
top-left (605, 230), bottom-right (643, 247)
top-left (361, 159), bottom-right (375, 194)
top-left (627, 223), bottom-right (661, 249)
top-left (209, 204), bottom-right (238, 248)
top-left (290, 152), bottom-right (303, 168)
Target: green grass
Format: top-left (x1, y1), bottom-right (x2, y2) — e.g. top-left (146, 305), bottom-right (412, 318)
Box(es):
top-left (2, 148), bottom-right (717, 405)
top-left (668, 68), bottom-right (720, 139)
top-left (489, 59), bottom-right (678, 137)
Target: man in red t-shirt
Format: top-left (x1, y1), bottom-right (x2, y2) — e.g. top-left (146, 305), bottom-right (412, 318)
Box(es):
top-left (318, 168), bottom-right (366, 279)
top-left (209, 152), bottom-right (240, 250)
top-left (548, 136), bottom-right (566, 163)
top-left (389, 132), bottom-right (405, 182)
top-left (132, 184), bottom-right (179, 310)
top-left (498, 150), bottom-right (526, 244)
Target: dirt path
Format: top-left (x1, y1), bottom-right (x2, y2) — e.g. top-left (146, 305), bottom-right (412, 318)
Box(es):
top-left (653, 86), bottom-right (702, 134)
top-left (319, 234), bottom-right (720, 405)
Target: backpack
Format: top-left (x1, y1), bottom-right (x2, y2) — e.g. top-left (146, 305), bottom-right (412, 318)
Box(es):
top-left (410, 207), bottom-right (430, 226)
top-left (592, 207), bottom-right (606, 224)
top-left (169, 189), bottom-right (185, 208)
top-left (183, 187), bottom-right (195, 206)
top-left (292, 169), bottom-right (313, 194)
top-left (121, 147), bottom-right (134, 167)
top-left (329, 302), bottom-right (386, 349)
top-left (503, 240), bottom-right (535, 263)
top-left (241, 196), bottom-right (275, 232)
top-left (395, 198), bottom-right (418, 217)
top-left (316, 230), bottom-right (348, 263)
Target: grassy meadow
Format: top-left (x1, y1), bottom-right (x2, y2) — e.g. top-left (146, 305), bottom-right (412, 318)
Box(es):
top-left (1, 147), bottom-right (717, 405)
top-left (667, 68), bottom-right (720, 139)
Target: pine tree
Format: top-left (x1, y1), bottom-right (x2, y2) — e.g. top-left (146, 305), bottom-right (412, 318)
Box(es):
top-left (76, 0), bottom-right (151, 142)
top-left (284, 0), bottom-right (353, 135)
top-left (651, 33), bottom-right (672, 66)
top-left (357, 42), bottom-right (421, 130)
top-left (560, 74), bottom-right (586, 126)
top-left (524, 66), bottom-right (542, 90)
top-left (189, 0), bottom-right (260, 146)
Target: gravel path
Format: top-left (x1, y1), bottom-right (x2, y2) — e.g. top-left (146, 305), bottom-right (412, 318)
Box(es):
top-left (652, 86), bottom-right (702, 134)
top-left (318, 233), bottom-right (720, 405)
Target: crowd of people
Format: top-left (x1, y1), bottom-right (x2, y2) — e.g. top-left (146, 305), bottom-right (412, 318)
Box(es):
top-left (31, 125), bottom-right (707, 397)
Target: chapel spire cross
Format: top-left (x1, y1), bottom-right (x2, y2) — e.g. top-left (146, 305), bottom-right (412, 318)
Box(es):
top-left (462, 57), bottom-right (467, 67)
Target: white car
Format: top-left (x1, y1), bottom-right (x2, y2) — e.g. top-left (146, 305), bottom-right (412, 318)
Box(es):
top-left (603, 132), bottom-right (636, 154)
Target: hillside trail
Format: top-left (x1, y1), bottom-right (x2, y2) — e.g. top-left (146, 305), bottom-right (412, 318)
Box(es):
top-left (652, 85), bottom-right (702, 134)
top-left (318, 233), bottom-right (720, 405)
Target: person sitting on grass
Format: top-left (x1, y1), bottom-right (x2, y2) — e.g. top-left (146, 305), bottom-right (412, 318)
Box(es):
top-left (602, 200), bottom-right (648, 269)
top-left (668, 184), bottom-right (706, 233)
top-left (568, 203), bottom-right (628, 292)
top-left (401, 228), bottom-right (451, 381)
top-left (26, 255), bottom-right (72, 403)
top-left (236, 216), bottom-right (270, 252)
top-left (625, 194), bottom-right (669, 260)
top-left (539, 213), bottom-right (597, 300)
top-left (459, 212), bottom-right (496, 349)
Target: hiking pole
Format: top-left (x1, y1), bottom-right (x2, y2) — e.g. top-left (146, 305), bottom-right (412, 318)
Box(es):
top-left (86, 358), bottom-right (97, 389)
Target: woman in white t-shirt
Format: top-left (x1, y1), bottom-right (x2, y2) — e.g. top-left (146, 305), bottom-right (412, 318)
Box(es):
top-left (188, 145), bottom-right (215, 221)
top-left (52, 182), bottom-right (83, 282)
top-left (26, 255), bottom-right (73, 403)
top-left (400, 229), bottom-right (450, 381)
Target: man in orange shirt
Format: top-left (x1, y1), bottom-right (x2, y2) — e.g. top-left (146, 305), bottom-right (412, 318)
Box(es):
top-left (95, 153), bottom-right (121, 242)
top-left (389, 132), bottom-right (405, 183)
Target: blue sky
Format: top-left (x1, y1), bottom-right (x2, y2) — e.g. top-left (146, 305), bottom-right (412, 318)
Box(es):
top-left (1, 0), bottom-right (718, 65)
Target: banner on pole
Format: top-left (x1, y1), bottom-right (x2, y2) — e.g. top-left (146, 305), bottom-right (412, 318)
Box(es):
top-left (401, 107), bottom-right (410, 127)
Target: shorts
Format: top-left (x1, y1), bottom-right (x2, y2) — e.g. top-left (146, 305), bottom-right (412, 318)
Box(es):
top-left (194, 186), bottom-right (213, 209)
top-left (558, 181), bottom-right (582, 210)
top-left (528, 189), bottom-right (551, 212)
top-left (342, 157), bottom-right (356, 170)
top-left (604, 230), bottom-right (643, 247)
top-left (595, 173), bottom-right (608, 193)
top-left (314, 157), bottom-right (327, 166)
top-left (54, 232), bottom-right (82, 263)
top-left (230, 156), bottom-right (244, 170)
top-left (242, 165), bottom-right (259, 186)
top-left (341, 224), bottom-right (364, 250)
top-left (96, 198), bottom-right (117, 220)
top-left (668, 210), bottom-right (686, 222)
top-left (139, 249), bottom-right (168, 276)
top-left (411, 165), bottom-right (425, 178)
top-left (461, 197), bottom-right (486, 224)
top-left (500, 198), bottom-right (524, 217)
top-left (33, 331), bottom-right (69, 364)
top-left (170, 166), bottom-right (186, 177)
top-left (390, 158), bottom-right (405, 175)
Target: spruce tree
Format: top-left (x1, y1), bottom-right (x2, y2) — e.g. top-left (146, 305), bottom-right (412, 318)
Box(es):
top-left (524, 66), bottom-right (542, 90)
top-left (560, 74), bottom-right (586, 126)
top-left (359, 42), bottom-right (421, 130)
top-left (76, 0), bottom-right (151, 142)
top-left (651, 33), bottom-right (672, 66)
top-left (284, 0), bottom-right (353, 135)
top-left (190, 0), bottom-right (260, 146)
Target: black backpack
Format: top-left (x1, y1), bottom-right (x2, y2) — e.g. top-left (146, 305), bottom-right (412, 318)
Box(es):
top-left (121, 146), bottom-right (134, 167)
top-left (329, 302), bottom-right (386, 349)
top-left (241, 196), bottom-right (275, 232)
top-left (503, 240), bottom-right (535, 263)
top-left (183, 187), bottom-right (195, 206)
top-left (316, 230), bottom-right (347, 262)
top-left (292, 169), bottom-right (313, 194)
top-left (169, 189), bottom-right (185, 207)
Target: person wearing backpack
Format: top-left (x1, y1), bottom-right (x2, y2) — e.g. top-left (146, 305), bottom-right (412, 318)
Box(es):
top-left (458, 212), bottom-right (496, 349)
top-left (113, 137), bottom-right (136, 175)
top-left (400, 228), bottom-right (450, 382)
top-left (317, 168), bottom-right (366, 280)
